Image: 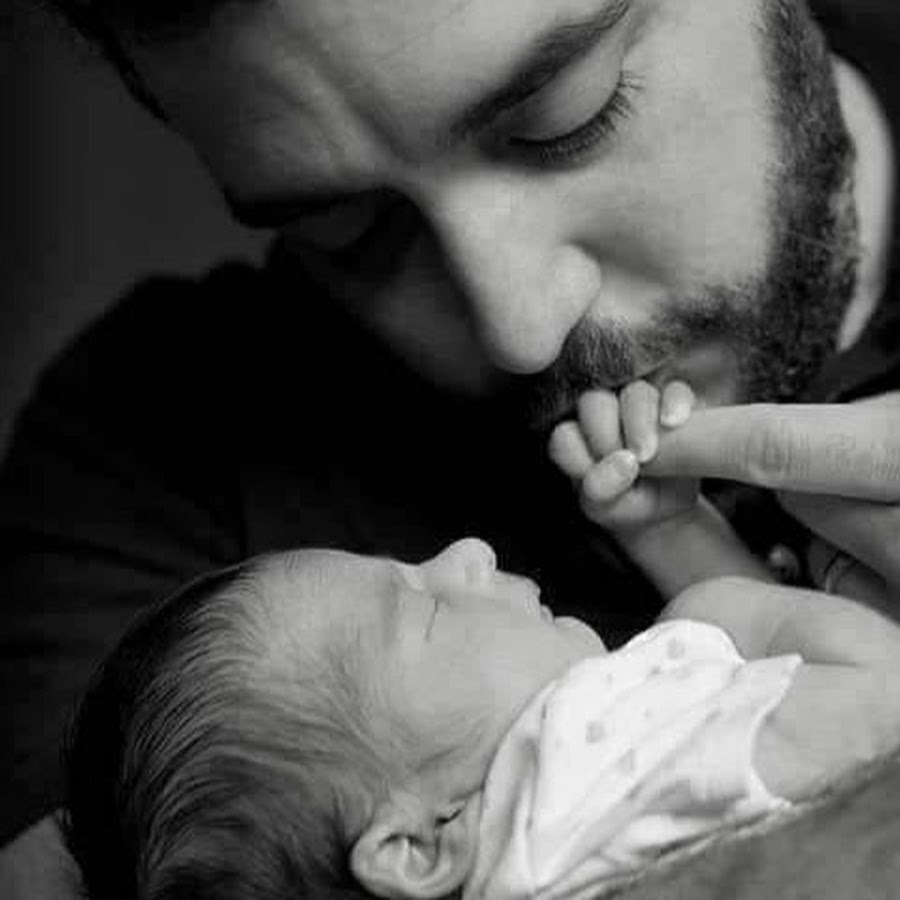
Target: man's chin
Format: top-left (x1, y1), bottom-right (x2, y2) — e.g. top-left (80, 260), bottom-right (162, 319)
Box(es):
top-left (646, 342), bottom-right (746, 409)
top-left (509, 344), bottom-right (747, 435)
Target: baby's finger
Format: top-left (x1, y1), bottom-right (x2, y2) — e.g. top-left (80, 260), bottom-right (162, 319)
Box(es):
top-left (582, 476), bottom-right (680, 532)
top-left (548, 421), bottom-right (593, 480)
top-left (582, 450), bottom-right (640, 505)
top-left (660, 381), bottom-right (696, 428)
top-left (578, 390), bottom-right (623, 458)
top-left (620, 380), bottom-right (660, 463)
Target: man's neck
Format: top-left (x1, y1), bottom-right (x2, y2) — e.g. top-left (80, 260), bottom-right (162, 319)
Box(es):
top-left (834, 56), bottom-right (895, 351)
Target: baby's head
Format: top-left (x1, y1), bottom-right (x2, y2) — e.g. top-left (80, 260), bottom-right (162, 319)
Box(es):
top-left (65, 539), bottom-right (604, 900)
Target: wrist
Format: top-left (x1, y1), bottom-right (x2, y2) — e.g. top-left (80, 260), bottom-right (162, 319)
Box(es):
top-left (612, 504), bottom-right (708, 555)
top-left (611, 498), bottom-right (773, 599)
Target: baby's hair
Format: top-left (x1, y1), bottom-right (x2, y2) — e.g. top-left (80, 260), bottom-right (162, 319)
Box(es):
top-left (64, 555), bottom-right (384, 900)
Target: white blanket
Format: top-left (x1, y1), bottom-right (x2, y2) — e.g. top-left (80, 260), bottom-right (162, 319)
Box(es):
top-left (463, 621), bottom-right (800, 900)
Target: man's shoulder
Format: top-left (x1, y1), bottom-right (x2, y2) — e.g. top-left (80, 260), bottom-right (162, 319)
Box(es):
top-left (19, 251), bottom-right (344, 440)
top-left (1, 252), bottom-right (339, 514)
top-left (42, 259), bottom-right (277, 400)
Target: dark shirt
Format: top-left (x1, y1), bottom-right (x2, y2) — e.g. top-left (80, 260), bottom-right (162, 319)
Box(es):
top-left (1, 1), bottom-right (899, 846)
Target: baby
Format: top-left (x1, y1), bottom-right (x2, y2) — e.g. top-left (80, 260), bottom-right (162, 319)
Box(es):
top-left (64, 383), bottom-right (900, 900)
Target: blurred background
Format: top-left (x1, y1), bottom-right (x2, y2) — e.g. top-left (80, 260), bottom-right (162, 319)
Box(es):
top-left (0, 0), bottom-right (268, 456)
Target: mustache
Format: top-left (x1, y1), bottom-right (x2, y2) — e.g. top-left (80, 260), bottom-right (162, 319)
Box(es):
top-left (511, 305), bottom-right (738, 432)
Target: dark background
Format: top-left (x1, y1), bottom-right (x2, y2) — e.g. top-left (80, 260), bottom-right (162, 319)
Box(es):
top-left (0, 0), bottom-right (267, 457)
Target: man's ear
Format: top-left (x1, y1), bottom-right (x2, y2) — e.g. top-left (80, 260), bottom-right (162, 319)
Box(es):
top-left (350, 792), bottom-right (481, 900)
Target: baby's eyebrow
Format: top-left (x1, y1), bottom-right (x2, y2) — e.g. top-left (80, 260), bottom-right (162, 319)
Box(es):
top-left (378, 564), bottom-right (411, 645)
top-left (423, 595), bottom-right (440, 643)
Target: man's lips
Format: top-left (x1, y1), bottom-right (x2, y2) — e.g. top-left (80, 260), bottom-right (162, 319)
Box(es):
top-left (532, 358), bottom-right (673, 431)
top-left (593, 358), bottom-right (673, 392)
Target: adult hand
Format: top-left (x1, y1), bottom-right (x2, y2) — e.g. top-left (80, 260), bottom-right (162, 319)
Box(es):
top-left (644, 396), bottom-right (900, 605)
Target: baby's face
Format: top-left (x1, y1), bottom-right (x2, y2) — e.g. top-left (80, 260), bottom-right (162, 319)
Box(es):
top-left (264, 539), bottom-right (605, 794)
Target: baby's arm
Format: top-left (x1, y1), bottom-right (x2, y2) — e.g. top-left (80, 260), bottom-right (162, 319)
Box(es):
top-left (663, 577), bottom-right (900, 799)
top-left (613, 496), bottom-right (773, 598)
top-left (549, 381), bottom-right (772, 598)
top-left (551, 383), bottom-right (900, 800)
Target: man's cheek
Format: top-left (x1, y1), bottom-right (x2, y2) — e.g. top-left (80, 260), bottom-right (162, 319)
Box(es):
top-left (359, 269), bottom-right (500, 394)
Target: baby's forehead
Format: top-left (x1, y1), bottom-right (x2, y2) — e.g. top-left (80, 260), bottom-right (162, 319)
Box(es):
top-left (260, 547), bottom-right (405, 633)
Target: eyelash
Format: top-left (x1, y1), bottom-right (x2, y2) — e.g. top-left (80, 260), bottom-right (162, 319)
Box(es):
top-left (436, 805), bottom-right (463, 826)
top-left (296, 74), bottom-right (641, 255)
top-left (509, 70), bottom-right (642, 167)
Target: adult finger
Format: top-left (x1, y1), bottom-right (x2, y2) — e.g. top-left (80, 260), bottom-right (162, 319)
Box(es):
top-left (577, 390), bottom-right (622, 459)
top-left (620, 380), bottom-right (660, 463)
top-left (806, 536), bottom-right (890, 610)
top-left (855, 391), bottom-right (900, 409)
top-left (780, 490), bottom-right (900, 588)
top-left (646, 404), bottom-right (900, 500)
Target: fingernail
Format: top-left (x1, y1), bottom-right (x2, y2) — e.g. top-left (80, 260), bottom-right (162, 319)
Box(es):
top-left (610, 449), bottom-right (639, 478)
top-left (634, 435), bottom-right (658, 464)
top-left (660, 382), bottom-right (695, 428)
top-left (585, 450), bottom-right (638, 502)
top-left (661, 398), bottom-right (690, 428)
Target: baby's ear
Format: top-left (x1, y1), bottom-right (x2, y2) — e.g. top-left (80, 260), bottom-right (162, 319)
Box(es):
top-left (350, 792), bottom-right (481, 900)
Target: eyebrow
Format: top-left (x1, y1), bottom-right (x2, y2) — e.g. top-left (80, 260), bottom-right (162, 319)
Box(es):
top-left (226, 0), bottom-right (631, 228)
top-left (448, 0), bottom-right (632, 143)
top-left (379, 565), bottom-right (406, 645)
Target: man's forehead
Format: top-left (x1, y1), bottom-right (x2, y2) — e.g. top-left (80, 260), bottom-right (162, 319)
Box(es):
top-left (294, 0), bottom-right (564, 119)
top-left (284, 0), bottom-right (635, 151)
top-left (134, 0), bottom-right (622, 191)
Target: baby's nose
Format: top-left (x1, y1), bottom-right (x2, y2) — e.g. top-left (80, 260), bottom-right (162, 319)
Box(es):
top-left (421, 537), bottom-right (497, 589)
top-left (447, 537), bottom-right (497, 586)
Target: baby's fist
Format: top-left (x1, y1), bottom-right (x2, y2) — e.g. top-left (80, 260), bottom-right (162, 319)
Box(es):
top-left (549, 380), bottom-right (699, 534)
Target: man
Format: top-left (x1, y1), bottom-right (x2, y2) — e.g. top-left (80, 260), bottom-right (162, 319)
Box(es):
top-left (3, 0), bottom-right (900, 895)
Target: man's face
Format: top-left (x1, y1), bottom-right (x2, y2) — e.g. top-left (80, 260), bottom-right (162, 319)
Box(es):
top-left (133, 0), bottom-right (857, 427)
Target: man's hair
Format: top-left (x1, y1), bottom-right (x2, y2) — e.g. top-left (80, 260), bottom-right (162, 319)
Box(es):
top-left (39, 0), bottom-right (246, 117)
top-left (43, 0), bottom-right (844, 110)
top-left (64, 557), bottom-right (383, 900)
top-left (47, 0), bottom-right (236, 44)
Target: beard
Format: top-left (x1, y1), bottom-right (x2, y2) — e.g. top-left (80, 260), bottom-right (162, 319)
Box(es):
top-left (513, 0), bottom-right (859, 433)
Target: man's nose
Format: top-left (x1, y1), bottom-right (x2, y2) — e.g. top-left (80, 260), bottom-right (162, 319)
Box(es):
top-left (426, 179), bottom-right (601, 374)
